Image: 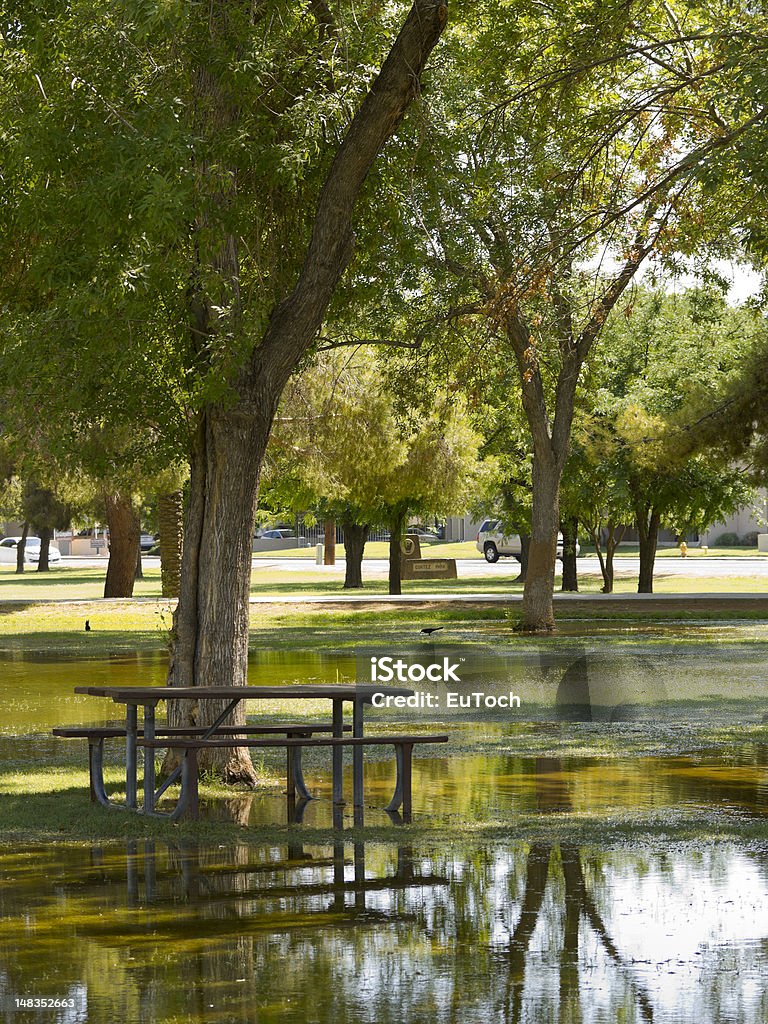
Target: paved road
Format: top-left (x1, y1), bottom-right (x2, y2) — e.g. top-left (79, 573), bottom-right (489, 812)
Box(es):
top-left (250, 555), bottom-right (768, 579)
top-left (64, 554), bottom-right (768, 579)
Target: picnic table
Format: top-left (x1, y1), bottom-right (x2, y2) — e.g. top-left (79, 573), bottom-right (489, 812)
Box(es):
top-left (59, 684), bottom-right (447, 822)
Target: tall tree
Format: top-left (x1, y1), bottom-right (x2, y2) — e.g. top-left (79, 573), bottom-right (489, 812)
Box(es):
top-left (583, 287), bottom-right (760, 591)
top-left (1, 2), bottom-right (448, 779)
top-left (268, 349), bottom-right (484, 593)
top-left (367, 1), bottom-right (768, 628)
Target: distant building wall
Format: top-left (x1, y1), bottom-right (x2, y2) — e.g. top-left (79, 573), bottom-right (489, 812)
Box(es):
top-left (445, 514), bottom-right (486, 543)
top-left (700, 489), bottom-right (768, 545)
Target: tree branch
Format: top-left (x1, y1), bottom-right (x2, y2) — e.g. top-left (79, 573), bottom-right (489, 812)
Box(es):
top-left (253, 1), bottom-right (449, 389)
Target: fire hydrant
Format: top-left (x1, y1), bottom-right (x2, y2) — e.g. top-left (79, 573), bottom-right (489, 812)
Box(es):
top-left (679, 541), bottom-right (688, 558)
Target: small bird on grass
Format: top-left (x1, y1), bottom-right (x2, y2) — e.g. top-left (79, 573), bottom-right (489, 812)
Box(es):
top-left (419, 626), bottom-right (443, 635)
top-left (84, 620), bottom-right (91, 632)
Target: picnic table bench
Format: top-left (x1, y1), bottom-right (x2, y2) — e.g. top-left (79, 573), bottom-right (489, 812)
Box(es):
top-left (54, 684), bottom-right (449, 824)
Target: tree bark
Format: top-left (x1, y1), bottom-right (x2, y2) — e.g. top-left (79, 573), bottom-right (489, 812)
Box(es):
top-left (36, 526), bottom-right (52, 572)
top-left (590, 522), bottom-right (625, 593)
top-left (605, 523), bottom-right (624, 593)
top-left (637, 506), bottom-right (660, 593)
top-left (324, 519), bottom-right (336, 565)
top-left (513, 533), bottom-right (531, 583)
top-left (165, 409), bottom-right (269, 783)
top-left (342, 521), bottom-right (368, 588)
top-left (158, 490), bottom-right (184, 599)
top-left (29, 524), bottom-right (49, 573)
top-left (560, 516), bottom-right (578, 592)
top-left (104, 493), bottom-right (140, 598)
top-left (134, 547), bottom-right (143, 580)
top-left (518, 453), bottom-right (560, 630)
top-left (164, 1), bottom-right (448, 782)
top-left (15, 520), bottom-right (28, 574)
top-left (388, 508), bottom-right (407, 596)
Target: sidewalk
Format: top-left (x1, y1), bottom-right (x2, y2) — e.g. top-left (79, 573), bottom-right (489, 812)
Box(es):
top-left (244, 592), bottom-right (768, 611)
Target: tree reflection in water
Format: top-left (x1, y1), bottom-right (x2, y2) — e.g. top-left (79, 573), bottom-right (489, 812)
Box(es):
top-left (1, 835), bottom-right (767, 1023)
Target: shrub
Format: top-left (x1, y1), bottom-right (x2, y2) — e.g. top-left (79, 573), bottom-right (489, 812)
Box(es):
top-left (740, 531), bottom-right (759, 547)
top-left (714, 532), bottom-right (740, 546)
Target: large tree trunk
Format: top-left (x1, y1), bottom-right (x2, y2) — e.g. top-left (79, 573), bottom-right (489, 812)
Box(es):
top-left (158, 490), bottom-right (184, 599)
top-left (342, 521), bottom-right (368, 588)
top-left (36, 526), bottom-right (52, 572)
top-left (604, 522), bottom-right (625, 593)
top-left (165, 409), bottom-right (269, 783)
top-left (519, 454), bottom-right (561, 630)
top-left (560, 516), bottom-right (578, 592)
top-left (104, 493), bottom-right (140, 598)
top-left (637, 506), bottom-right (660, 593)
top-left (388, 508), bottom-right (407, 596)
top-left (163, 1), bottom-right (448, 782)
top-left (15, 520), bottom-right (28, 573)
top-left (324, 519), bottom-right (336, 565)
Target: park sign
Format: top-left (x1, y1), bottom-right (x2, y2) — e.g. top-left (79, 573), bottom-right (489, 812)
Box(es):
top-left (400, 536), bottom-right (457, 580)
top-left (401, 557), bottom-right (458, 580)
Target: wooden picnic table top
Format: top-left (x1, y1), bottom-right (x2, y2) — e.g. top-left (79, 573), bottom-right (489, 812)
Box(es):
top-left (74, 683), bottom-right (414, 703)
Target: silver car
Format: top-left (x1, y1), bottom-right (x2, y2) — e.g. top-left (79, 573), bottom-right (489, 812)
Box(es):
top-left (475, 520), bottom-right (577, 563)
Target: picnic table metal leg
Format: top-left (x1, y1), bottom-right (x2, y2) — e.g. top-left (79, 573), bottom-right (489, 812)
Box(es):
top-left (125, 705), bottom-right (138, 809)
top-left (401, 743), bottom-right (413, 824)
top-left (170, 748), bottom-right (199, 822)
top-left (287, 731), bottom-right (312, 801)
top-left (385, 742), bottom-right (413, 822)
top-left (88, 738), bottom-right (109, 806)
top-left (143, 704), bottom-right (156, 814)
top-left (332, 699), bottom-right (345, 805)
top-left (385, 743), bottom-right (404, 813)
top-left (352, 700), bottom-right (364, 808)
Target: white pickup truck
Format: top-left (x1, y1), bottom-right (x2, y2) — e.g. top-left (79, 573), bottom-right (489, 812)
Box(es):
top-left (475, 520), bottom-right (577, 563)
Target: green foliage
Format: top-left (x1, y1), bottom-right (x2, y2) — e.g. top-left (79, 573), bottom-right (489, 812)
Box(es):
top-left (266, 349), bottom-right (487, 528)
top-left (579, 287), bottom-right (759, 537)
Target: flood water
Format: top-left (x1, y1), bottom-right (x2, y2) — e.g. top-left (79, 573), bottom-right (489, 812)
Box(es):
top-left (1, 621), bottom-right (767, 1022)
top-left (3, 624), bottom-right (768, 733)
top-left (1, 839), bottom-right (768, 1023)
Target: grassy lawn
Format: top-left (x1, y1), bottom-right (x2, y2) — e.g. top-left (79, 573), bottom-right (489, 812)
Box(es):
top-left (1, 560), bottom-right (766, 602)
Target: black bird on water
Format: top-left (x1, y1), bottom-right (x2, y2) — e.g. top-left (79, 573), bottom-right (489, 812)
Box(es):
top-left (84, 620), bottom-right (91, 632)
top-left (420, 626), bottom-right (443, 635)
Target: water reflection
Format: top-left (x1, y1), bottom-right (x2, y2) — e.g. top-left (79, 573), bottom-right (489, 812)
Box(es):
top-left (3, 629), bottom-right (768, 734)
top-left (1, 838), bottom-right (767, 1023)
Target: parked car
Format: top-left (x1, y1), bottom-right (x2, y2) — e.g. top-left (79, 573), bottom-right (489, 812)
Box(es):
top-left (261, 529), bottom-right (297, 541)
top-left (140, 533), bottom-right (157, 552)
top-left (405, 526), bottom-right (440, 544)
top-left (0, 536), bottom-right (62, 564)
top-left (475, 520), bottom-right (578, 563)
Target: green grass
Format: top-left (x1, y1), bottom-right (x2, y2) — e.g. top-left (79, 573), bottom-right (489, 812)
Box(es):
top-left (1, 560), bottom-right (766, 604)
top-left (584, 543), bottom-right (767, 559)
top-left (253, 540), bottom-right (482, 559)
